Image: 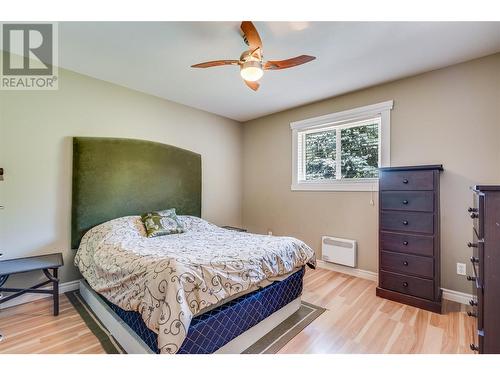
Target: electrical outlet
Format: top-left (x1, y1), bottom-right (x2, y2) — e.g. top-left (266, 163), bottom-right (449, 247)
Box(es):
top-left (267, 230), bottom-right (273, 236)
top-left (457, 262), bottom-right (467, 276)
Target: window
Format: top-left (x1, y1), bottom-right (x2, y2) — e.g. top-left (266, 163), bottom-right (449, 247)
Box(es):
top-left (291, 101), bottom-right (393, 191)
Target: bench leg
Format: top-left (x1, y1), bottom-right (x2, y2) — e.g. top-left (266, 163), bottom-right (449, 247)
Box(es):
top-left (53, 268), bottom-right (59, 316)
top-left (43, 268), bottom-right (59, 316)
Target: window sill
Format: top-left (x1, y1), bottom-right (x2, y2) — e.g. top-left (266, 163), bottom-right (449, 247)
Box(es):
top-left (291, 179), bottom-right (379, 192)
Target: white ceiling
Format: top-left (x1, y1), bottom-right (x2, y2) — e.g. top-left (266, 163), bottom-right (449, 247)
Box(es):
top-left (59, 22), bottom-right (500, 122)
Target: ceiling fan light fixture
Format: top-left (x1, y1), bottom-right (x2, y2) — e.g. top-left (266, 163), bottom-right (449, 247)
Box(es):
top-left (240, 60), bottom-right (263, 82)
top-left (191, 22), bottom-right (316, 91)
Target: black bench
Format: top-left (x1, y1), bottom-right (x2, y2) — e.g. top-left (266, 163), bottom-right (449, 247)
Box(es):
top-left (0, 253), bottom-right (64, 316)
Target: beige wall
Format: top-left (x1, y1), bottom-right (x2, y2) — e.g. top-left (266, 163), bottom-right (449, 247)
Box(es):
top-left (0, 68), bottom-right (243, 287)
top-left (242, 53), bottom-right (500, 293)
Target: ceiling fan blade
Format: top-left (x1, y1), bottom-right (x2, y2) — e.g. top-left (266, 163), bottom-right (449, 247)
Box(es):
top-left (244, 80), bottom-right (260, 91)
top-left (264, 55), bottom-right (316, 70)
top-left (191, 60), bottom-right (240, 68)
top-left (240, 21), bottom-right (263, 50)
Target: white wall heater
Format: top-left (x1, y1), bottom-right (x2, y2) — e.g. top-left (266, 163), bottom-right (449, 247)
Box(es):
top-left (321, 236), bottom-right (357, 267)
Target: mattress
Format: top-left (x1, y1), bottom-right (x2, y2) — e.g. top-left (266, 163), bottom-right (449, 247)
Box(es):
top-left (193, 267), bottom-right (302, 317)
top-left (75, 215), bottom-right (315, 353)
top-left (103, 266), bottom-right (305, 354)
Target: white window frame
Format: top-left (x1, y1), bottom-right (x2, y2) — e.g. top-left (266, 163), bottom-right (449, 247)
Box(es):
top-left (291, 100), bottom-right (393, 192)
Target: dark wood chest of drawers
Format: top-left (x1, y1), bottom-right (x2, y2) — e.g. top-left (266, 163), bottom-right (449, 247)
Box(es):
top-left (469, 185), bottom-right (500, 354)
top-left (376, 165), bottom-right (443, 313)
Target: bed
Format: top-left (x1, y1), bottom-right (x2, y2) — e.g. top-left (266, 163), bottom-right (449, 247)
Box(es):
top-left (71, 137), bottom-right (315, 354)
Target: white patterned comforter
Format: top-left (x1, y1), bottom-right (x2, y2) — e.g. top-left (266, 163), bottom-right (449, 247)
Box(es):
top-left (74, 215), bottom-right (316, 353)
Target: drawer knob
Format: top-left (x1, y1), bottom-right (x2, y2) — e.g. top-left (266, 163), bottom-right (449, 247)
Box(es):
top-left (467, 311), bottom-right (477, 318)
top-left (402, 178), bottom-right (409, 184)
top-left (470, 212), bottom-right (479, 219)
top-left (470, 344), bottom-right (479, 352)
top-left (470, 256), bottom-right (479, 264)
top-left (467, 242), bottom-right (478, 248)
top-left (403, 241), bottom-right (409, 246)
top-left (469, 299), bottom-right (478, 306)
top-left (467, 275), bottom-right (477, 281)
top-left (402, 200), bottom-right (409, 205)
top-left (402, 220), bottom-right (409, 225)
top-left (402, 282), bottom-right (409, 287)
top-left (468, 207), bottom-right (478, 213)
top-left (403, 261), bottom-right (409, 266)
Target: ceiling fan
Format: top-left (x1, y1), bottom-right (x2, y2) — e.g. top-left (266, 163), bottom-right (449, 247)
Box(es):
top-left (191, 21), bottom-right (316, 91)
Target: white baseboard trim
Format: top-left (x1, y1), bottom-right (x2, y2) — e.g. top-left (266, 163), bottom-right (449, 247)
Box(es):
top-left (316, 260), bottom-right (473, 305)
top-left (316, 260), bottom-right (378, 281)
top-left (0, 279), bottom-right (81, 310)
top-left (441, 288), bottom-right (474, 305)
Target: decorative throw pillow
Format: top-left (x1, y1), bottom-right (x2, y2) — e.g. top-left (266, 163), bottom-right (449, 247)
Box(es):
top-left (141, 208), bottom-right (184, 238)
top-left (157, 208), bottom-right (185, 234)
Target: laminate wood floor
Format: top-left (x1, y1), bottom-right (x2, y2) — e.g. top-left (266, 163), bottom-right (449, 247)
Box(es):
top-left (0, 267), bottom-right (476, 354)
top-left (279, 268), bottom-right (476, 354)
top-left (0, 295), bottom-right (105, 353)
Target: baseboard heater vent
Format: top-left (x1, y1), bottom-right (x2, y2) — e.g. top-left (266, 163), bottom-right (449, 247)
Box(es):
top-left (321, 236), bottom-right (357, 267)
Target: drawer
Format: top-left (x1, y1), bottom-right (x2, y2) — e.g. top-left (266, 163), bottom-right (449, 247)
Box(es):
top-left (380, 170), bottom-right (434, 191)
top-left (469, 241), bottom-right (483, 330)
top-left (381, 191), bottom-right (434, 212)
top-left (471, 193), bottom-right (484, 239)
top-left (380, 211), bottom-right (434, 234)
top-left (470, 239), bottom-right (482, 284)
top-left (381, 251), bottom-right (434, 279)
top-left (380, 271), bottom-right (434, 300)
top-left (380, 231), bottom-right (434, 257)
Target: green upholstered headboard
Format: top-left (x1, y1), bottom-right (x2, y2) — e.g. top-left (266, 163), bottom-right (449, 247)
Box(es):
top-left (71, 137), bottom-right (201, 249)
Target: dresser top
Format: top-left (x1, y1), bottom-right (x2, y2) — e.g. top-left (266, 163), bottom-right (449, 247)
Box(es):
top-left (379, 164), bottom-right (443, 172)
top-left (473, 185), bottom-right (500, 192)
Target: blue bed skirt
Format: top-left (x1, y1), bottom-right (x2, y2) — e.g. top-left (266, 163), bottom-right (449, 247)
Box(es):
top-left (103, 267), bottom-right (305, 354)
